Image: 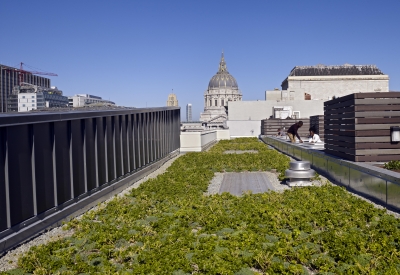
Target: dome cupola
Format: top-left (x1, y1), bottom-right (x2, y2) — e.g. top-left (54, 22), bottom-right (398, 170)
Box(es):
top-left (208, 52), bottom-right (238, 89)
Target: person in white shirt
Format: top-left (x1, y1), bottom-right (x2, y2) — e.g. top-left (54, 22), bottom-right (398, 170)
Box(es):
top-left (308, 127), bottom-right (322, 143)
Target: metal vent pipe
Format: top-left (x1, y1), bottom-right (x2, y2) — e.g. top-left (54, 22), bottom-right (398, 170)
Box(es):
top-left (285, 161), bottom-right (315, 187)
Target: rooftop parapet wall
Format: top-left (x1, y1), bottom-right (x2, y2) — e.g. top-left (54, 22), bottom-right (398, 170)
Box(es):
top-left (324, 92), bottom-right (400, 162)
top-left (262, 136), bottom-right (400, 212)
top-left (0, 107), bottom-right (180, 253)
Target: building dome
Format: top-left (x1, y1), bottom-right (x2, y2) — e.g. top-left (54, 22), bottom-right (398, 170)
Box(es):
top-left (200, 52), bottom-right (242, 129)
top-left (208, 53), bottom-right (238, 89)
top-left (208, 73), bottom-right (238, 89)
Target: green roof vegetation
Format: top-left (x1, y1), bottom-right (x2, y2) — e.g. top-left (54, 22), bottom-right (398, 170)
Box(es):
top-left (4, 138), bottom-right (400, 274)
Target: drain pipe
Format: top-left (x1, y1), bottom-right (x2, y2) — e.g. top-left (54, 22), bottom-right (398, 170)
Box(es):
top-left (285, 161), bottom-right (315, 187)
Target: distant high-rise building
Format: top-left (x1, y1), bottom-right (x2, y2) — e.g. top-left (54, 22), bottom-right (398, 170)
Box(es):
top-left (186, 103), bottom-right (192, 122)
top-left (0, 64), bottom-right (51, 113)
top-left (166, 93), bottom-right (178, 107)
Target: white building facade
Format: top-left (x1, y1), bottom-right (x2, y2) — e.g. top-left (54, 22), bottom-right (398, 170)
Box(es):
top-left (68, 94), bottom-right (115, 107)
top-left (266, 64), bottom-right (389, 101)
top-left (200, 53), bottom-right (242, 129)
top-left (16, 92), bottom-right (45, 112)
top-left (8, 84), bottom-right (68, 112)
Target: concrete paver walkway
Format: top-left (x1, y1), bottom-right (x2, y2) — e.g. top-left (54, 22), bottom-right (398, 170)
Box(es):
top-left (219, 172), bottom-right (274, 195)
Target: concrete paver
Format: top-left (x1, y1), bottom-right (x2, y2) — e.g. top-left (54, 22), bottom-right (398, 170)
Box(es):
top-left (219, 172), bottom-right (274, 195)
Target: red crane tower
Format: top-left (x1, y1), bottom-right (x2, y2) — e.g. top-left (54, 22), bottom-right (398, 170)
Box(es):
top-left (2, 62), bottom-right (58, 85)
top-left (17, 62), bottom-right (58, 85)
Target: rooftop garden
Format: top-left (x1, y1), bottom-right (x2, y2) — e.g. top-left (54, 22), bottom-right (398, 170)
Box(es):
top-left (3, 138), bottom-right (400, 274)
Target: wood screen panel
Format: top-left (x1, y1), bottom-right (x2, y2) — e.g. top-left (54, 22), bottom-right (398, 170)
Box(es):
top-left (324, 92), bottom-right (400, 162)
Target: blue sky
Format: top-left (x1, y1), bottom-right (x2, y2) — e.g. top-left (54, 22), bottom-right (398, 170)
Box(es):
top-left (1, 0), bottom-right (399, 120)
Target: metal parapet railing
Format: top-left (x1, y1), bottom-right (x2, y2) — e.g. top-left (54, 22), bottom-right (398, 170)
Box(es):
top-left (261, 136), bottom-right (400, 212)
top-left (0, 107), bottom-right (181, 254)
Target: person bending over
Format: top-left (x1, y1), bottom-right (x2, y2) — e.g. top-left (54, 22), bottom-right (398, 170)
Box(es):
top-left (287, 121), bottom-right (303, 143)
top-left (308, 126), bottom-right (322, 143)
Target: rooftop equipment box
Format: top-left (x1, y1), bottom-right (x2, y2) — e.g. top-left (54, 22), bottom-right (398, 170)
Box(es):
top-left (324, 92), bottom-right (400, 162)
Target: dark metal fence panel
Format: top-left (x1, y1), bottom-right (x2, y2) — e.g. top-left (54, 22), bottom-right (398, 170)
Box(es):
top-left (175, 109), bottom-right (180, 150)
top-left (54, 121), bottom-right (72, 205)
top-left (167, 111), bottom-right (171, 153)
top-left (0, 107), bottom-right (180, 252)
top-left (164, 111), bottom-right (167, 155)
top-left (121, 115), bottom-right (129, 175)
top-left (33, 123), bottom-right (55, 214)
top-left (8, 125), bottom-right (34, 226)
top-left (0, 128), bottom-right (7, 231)
top-left (96, 117), bottom-right (107, 186)
top-left (149, 112), bottom-right (154, 163)
top-left (144, 112), bottom-right (149, 164)
top-left (133, 114), bottom-right (140, 168)
top-left (158, 112), bottom-right (161, 157)
top-left (85, 118), bottom-right (97, 191)
top-left (71, 120), bottom-right (86, 197)
top-left (153, 112), bottom-right (157, 162)
top-left (106, 116), bottom-right (115, 181)
top-left (157, 112), bottom-right (162, 158)
top-left (127, 115), bottom-right (134, 172)
top-left (114, 116), bottom-right (123, 178)
top-left (140, 113), bottom-right (146, 166)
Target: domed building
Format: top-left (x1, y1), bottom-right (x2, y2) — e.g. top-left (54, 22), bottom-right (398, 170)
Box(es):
top-left (200, 53), bottom-right (242, 129)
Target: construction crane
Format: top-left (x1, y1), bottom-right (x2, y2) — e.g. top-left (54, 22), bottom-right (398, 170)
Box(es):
top-left (17, 62), bottom-right (58, 85)
top-left (3, 62), bottom-right (58, 85)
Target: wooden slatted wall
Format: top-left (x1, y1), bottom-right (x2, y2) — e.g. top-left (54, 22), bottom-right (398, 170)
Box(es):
top-left (261, 118), bottom-right (310, 138)
top-left (310, 115), bottom-right (324, 140)
top-left (324, 92), bottom-right (400, 162)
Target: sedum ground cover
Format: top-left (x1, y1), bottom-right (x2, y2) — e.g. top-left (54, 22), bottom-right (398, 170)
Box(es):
top-left (3, 138), bottom-right (400, 274)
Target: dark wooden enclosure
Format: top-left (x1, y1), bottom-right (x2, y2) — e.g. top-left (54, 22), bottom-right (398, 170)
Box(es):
top-left (324, 92), bottom-right (400, 162)
top-left (310, 115), bottom-right (324, 140)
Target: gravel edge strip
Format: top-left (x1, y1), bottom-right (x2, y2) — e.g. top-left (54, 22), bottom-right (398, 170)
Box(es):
top-left (0, 154), bottom-right (182, 272)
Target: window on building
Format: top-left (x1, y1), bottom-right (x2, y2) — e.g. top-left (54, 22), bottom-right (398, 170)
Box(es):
top-left (32, 104), bottom-right (35, 107)
top-left (22, 96), bottom-right (25, 99)
top-left (209, 100), bottom-right (212, 106)
top-left (23, 104), bottom-right (25, 107)
top-left (215, 100), bottom-right (217, 106)
top-left (32, 100), bottom-right (35, 103)
top-left (32, 96), bottom-right (34, 98)
top-left (221, 99), bottom-right (224, 106)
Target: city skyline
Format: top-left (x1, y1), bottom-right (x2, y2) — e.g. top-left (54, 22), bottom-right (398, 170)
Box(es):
top-left (1, 0), bottom-right (399, 120)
